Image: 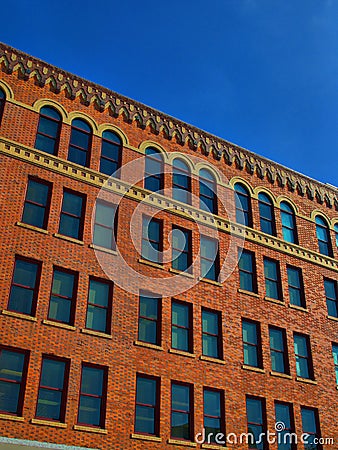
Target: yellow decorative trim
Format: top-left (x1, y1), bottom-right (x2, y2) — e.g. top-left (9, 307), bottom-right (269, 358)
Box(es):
top-left (53, 233), bottom-right (84, 245)
top-left (264, 297), bottom-right (285, 306)
top-left (16, 221), bottom-right (48, 234)
top-left (169, 267), bottom-right (194, 278)
top-left (42, 319), bottom-right (76, 331)
top-left (32, 98), bottom-right (68, 120)
top-left (195, 162), bottom-right (222, 183)
top-left (310, 209), bottom-right (332, 223)
top-left (97, 123), bottom-right (129, 145)
top-left (0, 80), bottom-right (14, 99)
top-left (169, 348), bottom-right (196, 358)
top-left (199, 277), bottom-right (223, 287)
top-left (276, 195), bottom-right (299, 213)
top-left (168, 152), bottom-right (195, 172)
top-left (201, 443), bottom-right (229, 449)
top-left (270, 371), bottom-right (292, 379)
top-left (80, 328), bottom-right (112, 339)
top-left (0, 138), bottom-right (337, 273)
top-left (89, 244), bottom-right (117, 255)
top-left (134, 340), bottom-right (164, 351)
top-left (31, 418), bottom-right (67, 428)
top-left (67, 111), bottom-right (98, 131)
top-left (0, 414), bottom-right (24, 422)
top-left (131, 433), bottom-right (162, 442)
top-left (238, 289), bottom-right (260, 298)
top-left (295, 377), bottom-right (318, 385)
top-left (138, 140), bottom-right (169, 159)
top-left (168, 439), bottom-right (197, 447)
top-left (1, 309), bottom-right (37, 322)
top-left (288, 304), bottom-right (308, 313)
top-left (242, 365), bottom-right (265, 373)
top-left (138, 258), bottom-right (164, 270)
top-left (327, 315), bottom-right (338, 322)
top-left (73, 424), bottom-right (107, 434)
top-left (229, 176), bottom-right (255, 194)
top-left (200, 355), bottom-right (225, 365)
top-left (253, 187), bottom-right (278, 205)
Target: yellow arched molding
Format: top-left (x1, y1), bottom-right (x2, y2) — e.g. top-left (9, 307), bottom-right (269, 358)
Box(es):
top-left (276, 196), bottom-right (299, 214)
top-left (254, 187), bottom-right (278, 205)
top-left (0, 80), bottom-right (14, 99)
top-left (310, 209), bottom-right (332, 225)
top-left (138, 141), bottom-right (169, 162)
top-left (195, 162), bottom-right (222, 184)
top-left (169, 152), bottom-right (194, 172)
top-left (32, 99), bottom-right (68, 121)
top-left (97, 124), bottom-right (129, 146)
top-left (332, 218), bottom-right (338, 231)
top-left (229, 176), bottom-right (255, 195)
top-left (67, 111), bottom-right (98, 132)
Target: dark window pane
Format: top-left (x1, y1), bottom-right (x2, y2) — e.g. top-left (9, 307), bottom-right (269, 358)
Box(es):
top-left (81, 367), bottom-right (103, 396)
top-left (78, 396), bottom-right (101, 426)
top-left (8, 259), bottom-right (39, 315)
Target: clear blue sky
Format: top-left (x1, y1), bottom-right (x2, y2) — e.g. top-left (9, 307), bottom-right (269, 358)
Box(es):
top-left (1, 0), bottom-right (337, 186)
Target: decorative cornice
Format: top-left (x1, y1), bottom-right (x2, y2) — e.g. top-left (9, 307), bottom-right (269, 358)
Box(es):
top-left (0, 137), bottom-right (337, 273)
top-left (0, 42), bottom-right (337, 210)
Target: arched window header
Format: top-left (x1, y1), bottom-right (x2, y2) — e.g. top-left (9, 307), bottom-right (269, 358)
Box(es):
top-left (72, 118), bottom-right (92, 132)
top-left (40, 106), bottom-right (62, 121)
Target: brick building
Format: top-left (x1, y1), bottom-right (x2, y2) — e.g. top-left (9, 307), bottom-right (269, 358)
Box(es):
top-left (0, 42), bottom-right (337, 449)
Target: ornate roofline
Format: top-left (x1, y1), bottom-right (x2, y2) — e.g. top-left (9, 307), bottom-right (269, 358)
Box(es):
top-left (0, 41), bottom-right (337, 209)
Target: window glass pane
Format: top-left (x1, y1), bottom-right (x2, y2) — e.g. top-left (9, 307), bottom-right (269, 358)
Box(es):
top-left (26, 181), bottom-right (49, 205)
top-left (95, 203), bottom-right (115, 227)
top-left (35, 134), bottom-right (56, 155)
top-left (40, 106), bottom-right (61, 120)
top-left (139, 319), bottom-right (157, 344)
top-left (324, 280), bottom-right (336, 299)
top-left (264, 259), bottom-right (277, 279)
top-left (243, 322), bottom-right (257, 344)
top-left (38, 116), bottom-right (59, 137)
top-left (294, 335), bottom-right (307, 357)
top-left (68, 147), bottom-right (87, 166)
top-left (204, 390), bottom-right (220, 416)
top-left (301, 408), bottom-right (316, 433)
top-left (86, 305), bottom-right (107, 332)
top-left (172, 327), bottom-right (189, 351)
top-left (9, 287), bottom-right (33, 314)
top-left (200, 237), bottom-right (216, 259)
top-left (202, 310), bottom-right (218, 334)
top-left (172, 303), bottom-right (189, 327)
top-left (240, 272), bottom-right (254, 292)
top-left (36, 388), bottom-right (62, 420)
top-left (172, 384), bottom-right (189, 411)
top-left (140, 296), bottom-right (158, 320)
top-left (271, 351), bottom-right (285, 373)
top-left (59, 215), bottom-right (80, 239)
top-left (287, 268), bottom-right (300, 287)
top-left (0, 350), bottom-right (25, 382)
top-left (203, 334), bottom-right (218, 358)
top-left (93, 224), bottom-right (112, 248)
top-left (136, 377), bottom-right (156, 405)
top-left (246, 398), bottom-right (262, 423)
top-left (70, 128), bottom-right (90, 148)
top-left (102, 130), bottom-right (121, 143)
top-left (78, 396), bottom-right (101, 426)
top-left (282, 227), bottom-right (295, 243)
top-left (0, 381), bottom-right (21, 414)
top-left (244, 345), bottom-right (258, 367)
top-left (135, 405), bottom-right (155, 434)
top-left (62, 192), bottom-right (83, 216)
top-left (41, 359), bottom-right (65, 389)
top-left (270, 328), bottom-right (283, 351)
top-left (172, 412), bottom-right (190, 439)
top-left (13, 260), bottom-right (38, 287)
top-left (81, 367), bottom-right (103, 396)
top-left (52, 271), bottom-right (74, 297)
top-left (89, 280), bottom-right (109, 307)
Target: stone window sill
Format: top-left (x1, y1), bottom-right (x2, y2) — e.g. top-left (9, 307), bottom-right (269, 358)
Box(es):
top-left (168, 439), bottom-right (197, 447)
top-left (264, 296), bottom-right (284, 306)
top-left (31, 418), bottom-right (67, 428)
top-left (1, 310), bottom-right (37, 322)
top-left (199, 277), bottom-right (222, 287)
top-left (296, 377), bottom-right (317, 385)
top-left (134, 340), bottom-right (164, 351)
top-left (89, 243), bottom-right (117, 255)
top-left (80, 328), bottom-right (112, 339)
top-left (169, 267), bottom-right (194, 278)
top-left (327, 315), bottom-right (338, 322)
top-left (73, 424), bottom-right (107, 434)
top-left (0, 413), bottom-right (24, 422)
top-left (169, 348), bottom-right (196, 358)
top-left (238, 289), bottom-right (259, 298)
top-left (242, 364), bottom-right (265, 373)
top-left (289, 304), bottom-right (308, 312)
top-left (42, 319), bottom-right (76, 331)
top-left (16, 221), bottom-right (48, 234)
top-left (201, 444), bottom-right (229, 449)
top-left (200, 355), bottom-right (225, 365)
top-left (131, 433), bottom-right (162, 442)
top-left (53, 233), bottom-right (84, 245)
top-left (138, 258), bottom-right (164, 270)
top-left (270, 371), bottom-right (292, 379)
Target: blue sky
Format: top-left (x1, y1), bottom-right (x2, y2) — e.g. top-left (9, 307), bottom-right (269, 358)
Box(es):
top-left (1, 0), bottom-right (337, 186)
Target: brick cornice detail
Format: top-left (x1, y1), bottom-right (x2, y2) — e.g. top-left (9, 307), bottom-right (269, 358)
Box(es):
top-left (0, 42), bottom-right (337, 209)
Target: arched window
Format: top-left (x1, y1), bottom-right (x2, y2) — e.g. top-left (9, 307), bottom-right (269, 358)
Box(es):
top-left (100, 130), bottom-right (122, 176)
top-left (35, 106), bottom-right (62, 155)
top-left (315, 216), bottom-right (332, 256)
top-left (68, 119), bottom-right (92, 167)
top-left (334, 223), bottom-right (338, 249)
top-left (199, 169), bottom-right (217, 214)
top-left (173, 159), bottom-right (191, 204)
top-left (144, 147), bottom-right (164, 192)
top-left (234, 183), bottom-right (252, 227)
top-left (280, 201), bottom-right (298, 244)
top-left (258, 193), bottom-right (276, 236)
top-left (0, 88), bottom-right (5, 126)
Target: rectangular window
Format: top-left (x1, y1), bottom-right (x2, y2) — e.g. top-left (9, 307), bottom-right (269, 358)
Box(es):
top-left (8, 257), bottom-right (41, 316)
top-left (22, 178), bottom-right (51, 229)
top-left (141, 216), bottom-right (162, 264)
top-left (135, 374), bottom-right (159, 436)
top-left (172, 226), bottom-right (192, 273)
top-left (48, 268), bottom-right (78, 325)
top-left (294, 333), bottom-right (314, 380)
top-left (86, 278), bottom-right (112, 334)
top-left (324, 278), bottom-right (338, 318)
top-left (246, 396), bottom-right (267, 450)
top-left (202, 309), bottom-right (222, 359)
top-left (274, 402), bottom-right (295, 450)
top-left (242, 319), bottom-right (262, 368)
top-left (58, 190), bottom-right (85, 240)
top-left (264, 258), bottom-right (282, 300)
top-left (93, 201), bottom-right (117, 250)
top-left (36, 356), bottom-right (68, 421)
top-left (200, 235), bottom-right (219, 281)
top-left (239, 250), bottom-right (256, 293)
top-left (171, 382), bottom-right (192, 440)
top-left (138, 293), bottom-right (161, 346)
top-left (301, 407), bottom-right (321, 449)
top-left (203, 389), bottom-right (224, 443)
top-left (172, 301), bottom-right (192, 353)
top-left (0, 347), bottom-right (28, 415)
top-left (287, 266), bottom-right (305, 308)
top-left (78, 364), bottom-right (107, 427)
top-left (269, 326), bottom-right (289, 374)
top-left (332, 344), bottom-right (338, 386)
